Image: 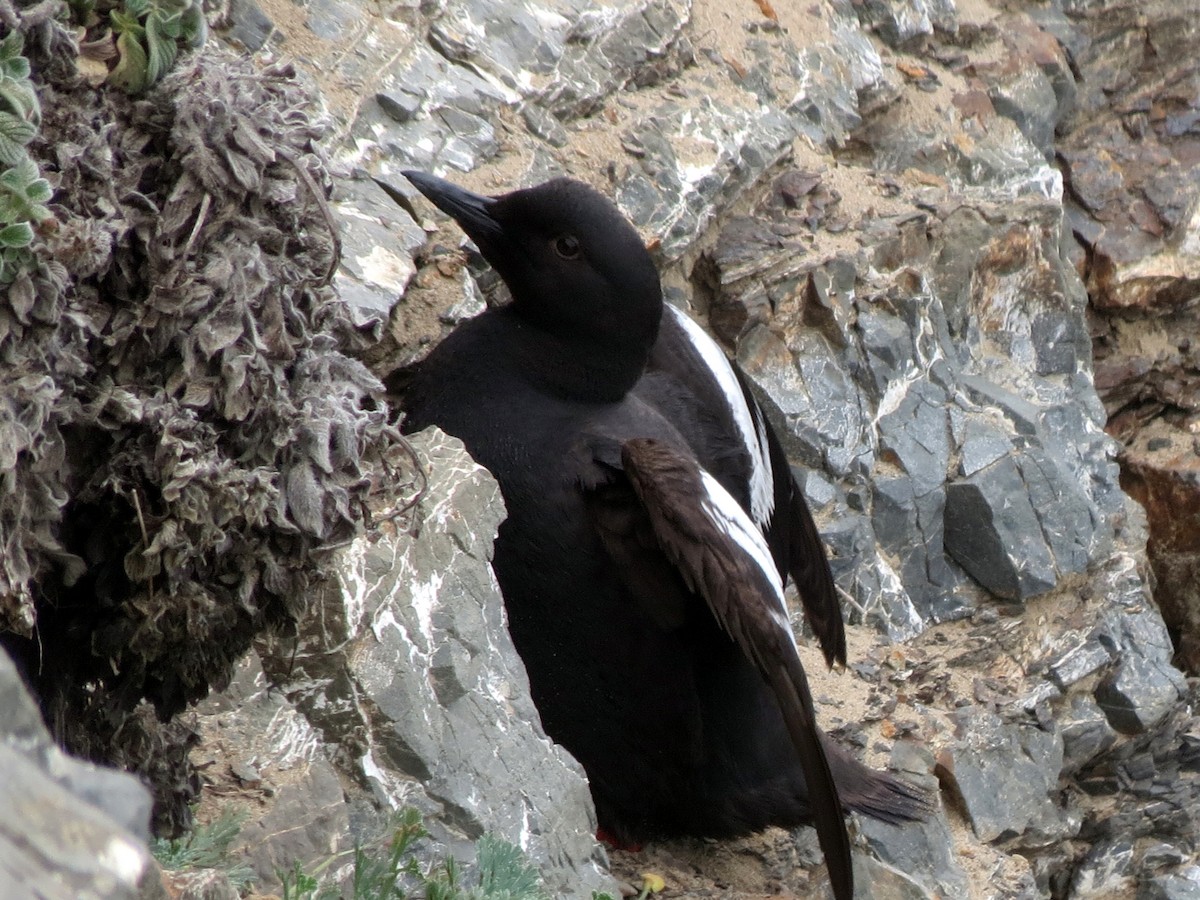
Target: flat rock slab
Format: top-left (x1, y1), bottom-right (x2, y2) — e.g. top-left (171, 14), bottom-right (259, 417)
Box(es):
top-left (0, 650), bottom-right (162, 900)
top-left (250, 428), bottom-right (614, 898)
top-left (935, 709), bottom-right (1065, 844)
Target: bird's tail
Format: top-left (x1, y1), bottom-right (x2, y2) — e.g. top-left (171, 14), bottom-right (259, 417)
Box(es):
top-left (824, 738), bottom-right (933, 823)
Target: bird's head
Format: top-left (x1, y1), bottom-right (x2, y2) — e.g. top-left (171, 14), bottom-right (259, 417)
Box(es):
top-left (383, 172), bottom-right (663, 354)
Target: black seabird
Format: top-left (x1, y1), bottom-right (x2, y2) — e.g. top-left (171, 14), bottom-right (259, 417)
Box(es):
top-left (384, 172), bottom-right (927, 900)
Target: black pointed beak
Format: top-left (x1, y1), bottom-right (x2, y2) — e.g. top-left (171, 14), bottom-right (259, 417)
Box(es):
top-left (377, 171), bottom-right (506, 254)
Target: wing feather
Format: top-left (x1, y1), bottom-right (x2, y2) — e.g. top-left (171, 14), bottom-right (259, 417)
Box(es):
top-left (734, 366), bottom-right (848, 668)
top-left (614, 437), bottom-right (853, 900)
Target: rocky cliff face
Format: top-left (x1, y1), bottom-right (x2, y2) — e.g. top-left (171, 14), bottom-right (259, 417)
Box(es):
top-left (1058, 0), bottom-right (1200, 678)
top-left (189, 0), bottom-right (1200, 896)
top-left (9, 0), bottom-right (1199, 896)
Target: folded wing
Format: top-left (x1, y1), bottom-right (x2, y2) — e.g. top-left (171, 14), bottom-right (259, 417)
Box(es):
top-left (655, 306), bottom-right (846, 668)
top-left (746, 370), bottom-right (847, 669)
top-left (585, 435), bottom-right (853, 900)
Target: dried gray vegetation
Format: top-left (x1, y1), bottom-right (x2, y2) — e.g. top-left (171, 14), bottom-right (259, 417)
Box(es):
top-left (0, 12), bottom-right (405, 831)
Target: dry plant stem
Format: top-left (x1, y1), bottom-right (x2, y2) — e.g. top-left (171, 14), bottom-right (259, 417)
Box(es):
top-left (130, 486), bottom-right (157, 605)
top-left (836, 583), bottom-right (867, 618)
top-left (383, 428), bottom-right (429, 519)
top-left (278, 146), bottom-right (341, 286)
top-left (180, 192), bottom-right (212, 266)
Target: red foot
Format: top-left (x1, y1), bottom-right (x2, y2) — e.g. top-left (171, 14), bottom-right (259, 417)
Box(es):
top-left (596, 826), bottom-right (644, 852)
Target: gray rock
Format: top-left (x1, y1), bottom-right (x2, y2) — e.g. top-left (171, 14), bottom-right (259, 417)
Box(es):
top-left (1060, 695), bottom-right (1119, 775)
top-left (877, 380), bottom-right (951, 497)
top-left (222, 0), bottom-right (275, 51)
top-left (1046, 639), bottom-right (1111, 691)
top-left (826, 0), bottom-right (896, 106)
top-left (426, 0), bottom-right (556, 78)
top-left (861, 798), bottom-right (968, 899)
top-left (241, 763), bottom-right (347, 882)
top-left (957, 420), bottom-right (1012, 477)
top-left (1069, 838), bottom-right (1135, 897)
top-left (854, 0), bottom-right (950, 48)
top-left (937, 709), bottom-right (1066, 844)
top-left (170, 650), bottom-right (354, 889)
top-left (1110, 601), bottom-right (1181, 670)
top-left (944, 456), bottom-right (1058, 601)
top-left (1141, 867), bottom-right (1200, 900)
top-left (617, 100), bottom-right (800, 259)
top-left (988, 64), bottom-right (1061, 158)
top-left (359, 0), bottom-right (692, 182)
top-left (1020, 446), bottom-right (1095, 578)
top-left (857, 306), bottom-right (915, 398)
top-left (0, 655), bottom-right (153, 842)
top-left (259, 428), bottom-right (614, 898)
top-left (539, 0), bottom-right (690, 117)
top-left (823, 510), bottom-right (927, 640)
top-left (364, 41), bottom-right (511, 174)
top-left (870, 478), bottom-right (969, 622)
top-left (1142, 844), bottom-right (1189, 875)
top-left (0, 649), bottom-right (161, 900)
top-left (1095, 653), bottom-right (1186, 735)
top-left (738, 325), bottom-right (870, 478)
top-left (42, 755), bottom-right (155, 844)
top-left (866, 104), bottom-right (1059, 200)
top-left (332, 177), bottom-right (429, 329)
top-left (521, 103), bottom-right (568, 147)
top-left (958, 374), bottom-right (1041, 436)
top-left (854, 852), bottom-right (937, 899)
top-left (0, 650), bottom-right (61, 760)
top-left (304, 0), bottom-right (368, 40)
top-left (377, 88), bottom-right (425, 124)
top-left (788, 40), bottom-right (864, 146)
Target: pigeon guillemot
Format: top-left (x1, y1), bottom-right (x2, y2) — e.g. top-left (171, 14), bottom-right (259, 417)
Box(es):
top-left (384, 172), bottom-right (928, 900)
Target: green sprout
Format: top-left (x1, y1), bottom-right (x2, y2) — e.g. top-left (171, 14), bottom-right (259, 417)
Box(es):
top-left (278, 807), bottom-right (555, 900)
top-left (150, 806), bottom-right (257, 892)
top-left (0, 32), bottom-right (39, 161)
top-left (0, 33), bottom-right (52, 284)
top-left (61, 0), bottom-right (206, 92)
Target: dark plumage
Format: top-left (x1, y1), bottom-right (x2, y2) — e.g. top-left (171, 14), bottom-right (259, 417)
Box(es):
top-left (384, 172), bottom-right (928, 900)
top-left (647, 302), bottom-right (847, 667)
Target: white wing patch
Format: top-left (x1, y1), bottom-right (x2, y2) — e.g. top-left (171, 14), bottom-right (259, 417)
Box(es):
top-left (667, 305), bottom-right (775, 525)
top-left (699, 469), bottom-right (793, 636)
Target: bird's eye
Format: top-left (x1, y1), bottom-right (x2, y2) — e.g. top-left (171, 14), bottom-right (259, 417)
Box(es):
top-left (553, 235), bottom-right (581, 259)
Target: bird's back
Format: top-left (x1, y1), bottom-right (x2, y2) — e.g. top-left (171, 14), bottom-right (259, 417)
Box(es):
top-left (404, 309), bottom-right (777, 818)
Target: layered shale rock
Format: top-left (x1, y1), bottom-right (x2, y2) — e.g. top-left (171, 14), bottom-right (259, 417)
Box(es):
top-left (1050, 0), bottom-right (1200, 677)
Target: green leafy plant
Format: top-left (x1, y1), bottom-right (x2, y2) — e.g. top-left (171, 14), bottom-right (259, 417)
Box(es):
top-left (69, 0), bottom-right (207, 93)
top-left (0, 32), bottom-right (51, 284)
top-left (0, 32), bottom-right (39, 165)
top-left (279, 807), bottom-right (554, 900)
top-left (150, 806), bottom-right (257, 892)
top-left (107, 0), bottom-right (206, 93)
top-left (280, 861), bottom-right (328, 900)
top-left (425, 832), bottom-right (548, 900)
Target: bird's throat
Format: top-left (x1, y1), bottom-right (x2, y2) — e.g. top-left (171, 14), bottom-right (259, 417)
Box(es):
top-left (505, 308), bottom-right (654, 404)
